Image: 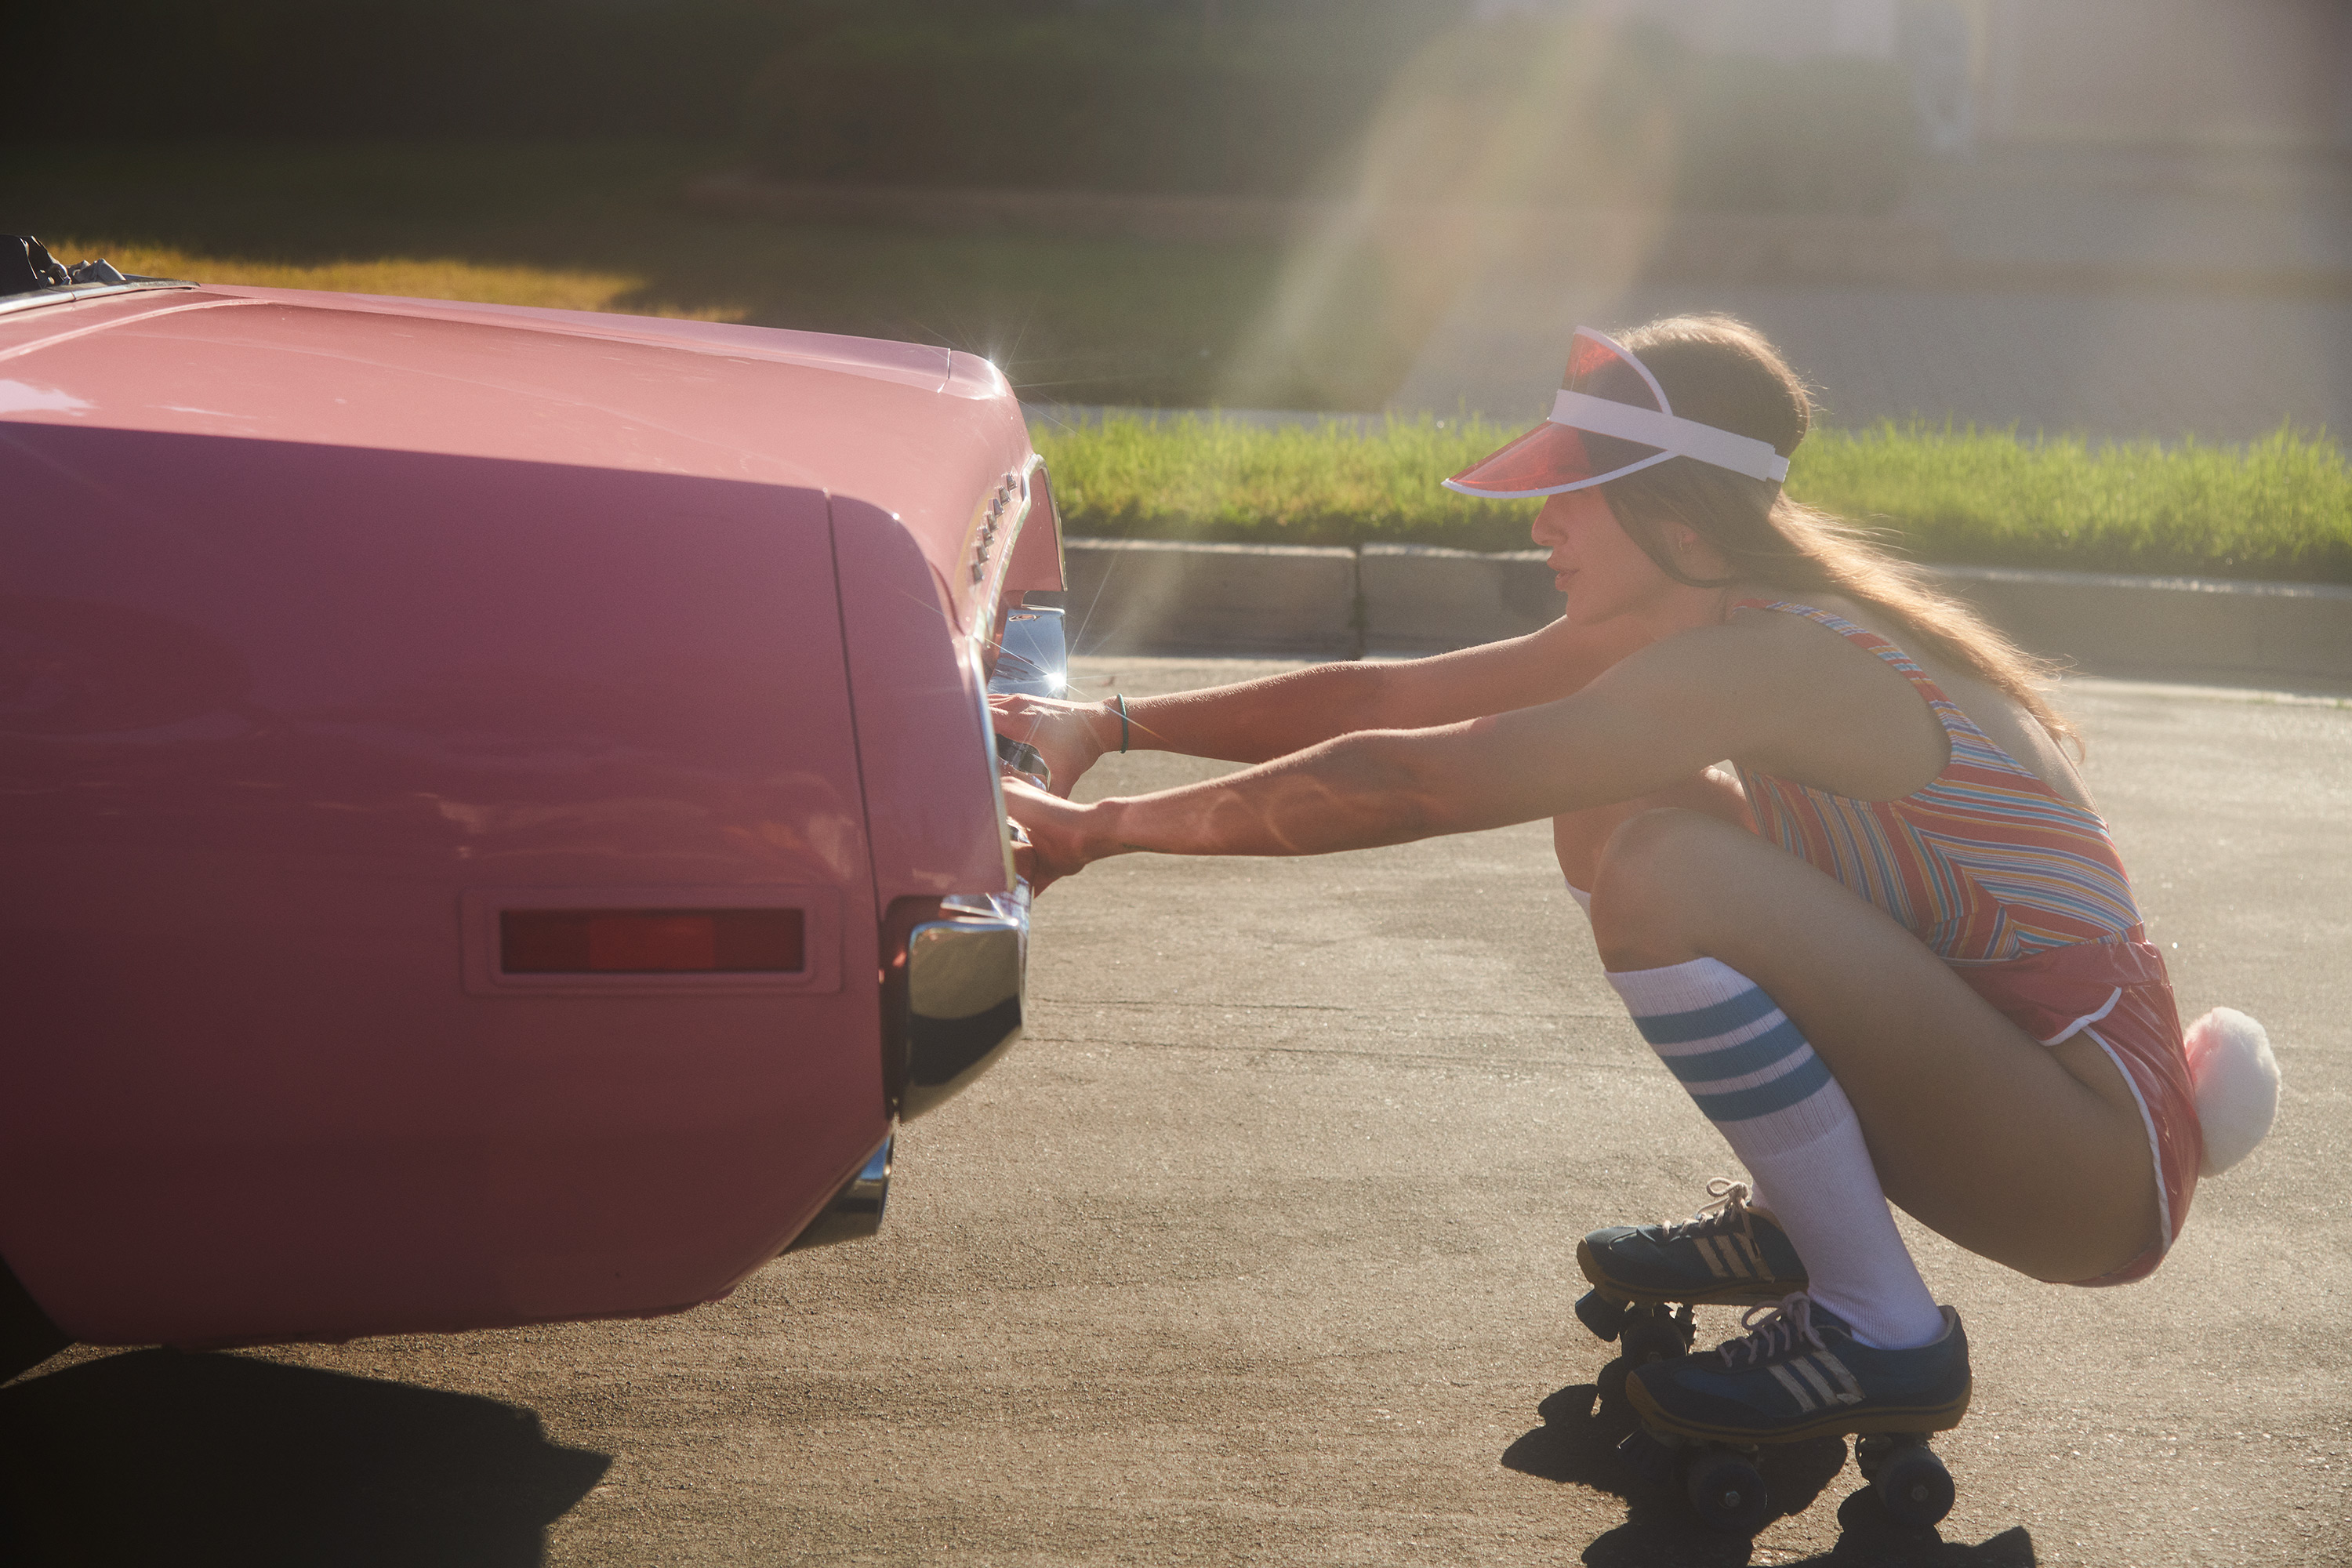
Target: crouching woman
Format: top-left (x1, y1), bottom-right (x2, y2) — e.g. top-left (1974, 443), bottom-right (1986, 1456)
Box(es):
top-left (996, 315), bottom-right (2274, 1459)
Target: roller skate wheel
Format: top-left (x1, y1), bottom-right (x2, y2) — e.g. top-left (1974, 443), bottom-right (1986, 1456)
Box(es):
top-left (1871, 1444), bottom-right (1955, 1530)
top-left (1685, 1448), bottom-right (1773, 1536)
top-left (1574, 1287), bottom-right (1628, 1343)
top-left (1853, 1431), bottom-right (1926, 1480)
top-left (1617, 1305), bottom-right (1691, 1367)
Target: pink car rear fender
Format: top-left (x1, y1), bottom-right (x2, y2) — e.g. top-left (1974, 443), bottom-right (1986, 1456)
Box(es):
top-left (0, 424), bottom-right (895, 1344)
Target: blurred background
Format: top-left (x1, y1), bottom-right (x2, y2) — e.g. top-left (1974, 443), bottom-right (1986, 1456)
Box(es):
top-left (3, 0), bottom-right (2347, 437)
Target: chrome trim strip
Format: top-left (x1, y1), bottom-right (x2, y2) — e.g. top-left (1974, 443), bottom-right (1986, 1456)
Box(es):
top-left (0, 278), bottom-right (200, 320)
top-left (1023, 453), bottom-right (1066, 590)
top-left (966, 637), bottom-right (1020, 891)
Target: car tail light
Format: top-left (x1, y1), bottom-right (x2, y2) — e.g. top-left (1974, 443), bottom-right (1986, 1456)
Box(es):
top-left (499, 909), bottom-right (805, 975)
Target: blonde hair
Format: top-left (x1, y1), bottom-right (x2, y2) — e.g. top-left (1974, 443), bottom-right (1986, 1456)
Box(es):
top-left (1598, 314), bottom-right (2078, 750)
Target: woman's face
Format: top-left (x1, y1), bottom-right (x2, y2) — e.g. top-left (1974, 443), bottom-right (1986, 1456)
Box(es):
top-left (1528, 486), bottom-right (1678, 625)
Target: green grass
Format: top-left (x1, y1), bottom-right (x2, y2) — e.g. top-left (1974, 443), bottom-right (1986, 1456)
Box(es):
top-left (1033, 416), bottom-right (2352, 584)
top-left (1795, 425), bottom-right (2352, 583)
top-left (2, 140), bottom-right (1398, 408)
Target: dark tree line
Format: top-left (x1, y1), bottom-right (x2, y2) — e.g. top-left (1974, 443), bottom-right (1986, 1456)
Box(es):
top-left (8, 1), bottom-right (1468, 140)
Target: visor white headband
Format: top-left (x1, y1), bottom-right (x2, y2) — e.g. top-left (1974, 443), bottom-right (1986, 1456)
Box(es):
top-left (1548, 389), bottom-right (1791, 485)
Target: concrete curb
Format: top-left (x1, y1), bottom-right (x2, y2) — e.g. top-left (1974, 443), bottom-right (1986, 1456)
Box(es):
top-left (1061, 538), bottom-right (1359, 655)
top-left (1358, 543), bottom-right (1563, 649)
top-left (1059, 536), bottom-right (2352, 684)
top-left (1925, 564), bottom-right (2352, 684)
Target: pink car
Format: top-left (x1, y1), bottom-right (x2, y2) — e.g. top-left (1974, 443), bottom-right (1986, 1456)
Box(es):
top-left (0, 249), bottom-right (1065, 1367)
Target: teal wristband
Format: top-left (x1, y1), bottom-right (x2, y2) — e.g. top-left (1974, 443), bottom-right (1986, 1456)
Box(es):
top-left (1109, 693), bottom-right (1130, 753)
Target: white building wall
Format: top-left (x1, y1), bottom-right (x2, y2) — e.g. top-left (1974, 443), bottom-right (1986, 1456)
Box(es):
top-left (1979, 0), bottom-right (2352, 149)
top-left (1475, 0), bottom-right (1900, 60)
top-left (1471, 0), bottom-right (2352, 151)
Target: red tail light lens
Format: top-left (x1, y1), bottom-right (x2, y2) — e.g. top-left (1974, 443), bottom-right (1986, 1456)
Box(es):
top-left (500, 909), bottom-right (805, 975)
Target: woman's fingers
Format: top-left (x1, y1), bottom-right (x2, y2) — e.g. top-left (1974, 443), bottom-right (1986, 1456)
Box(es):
top-left (1001, 777), bottom-right (1094, 887)
top-left (988, 694), bottom-right (1105, 798)
top-left (989, 693), bottom-right (1091, 739)
top-left (1011, 841), bottom-right (1058, 895)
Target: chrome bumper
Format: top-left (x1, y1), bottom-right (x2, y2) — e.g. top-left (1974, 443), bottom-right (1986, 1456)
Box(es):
top-left (801, 599), bottom-right (1051, 1251)
top-left (793, 882), bottom-right (1025, 1253)
top-left (904, 883), bottom-right (1029, 1119)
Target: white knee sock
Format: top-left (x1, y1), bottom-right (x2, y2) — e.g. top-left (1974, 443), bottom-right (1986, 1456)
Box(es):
top-left (1606, 956), bottom-right (1947, 1350)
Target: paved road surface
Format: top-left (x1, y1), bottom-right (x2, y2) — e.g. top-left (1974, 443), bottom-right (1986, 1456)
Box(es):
top-left (2, 661), bottom-right (2345, 1566)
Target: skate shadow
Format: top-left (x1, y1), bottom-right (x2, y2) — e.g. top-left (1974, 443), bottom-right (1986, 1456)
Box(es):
top-left (1504, 1374), bottom-right (2040, 1567)
top-left (1772, 1491), bottom-right (2038, 1565)
top-left (0, 1348), bottom-right (610, 1567)
top-left (1503, 1376), bottom-right (1847, 1565)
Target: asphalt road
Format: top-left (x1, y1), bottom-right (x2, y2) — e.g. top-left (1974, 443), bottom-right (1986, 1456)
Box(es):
top-left (3, 658), bottom-right (2346, 1567)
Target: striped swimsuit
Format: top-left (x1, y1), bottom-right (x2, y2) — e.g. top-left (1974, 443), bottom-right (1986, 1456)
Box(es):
top-left (1730, 601), bottom-right (2201, 1284)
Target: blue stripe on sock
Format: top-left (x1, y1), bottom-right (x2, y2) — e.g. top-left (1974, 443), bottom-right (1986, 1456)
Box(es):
top-left (1629, 985), bottom-right (1781, 1045)
top-left (1689, 1051), bottom-right (1836, 1123)
top-left (1656, 1014), bottom-right (1813, 1086)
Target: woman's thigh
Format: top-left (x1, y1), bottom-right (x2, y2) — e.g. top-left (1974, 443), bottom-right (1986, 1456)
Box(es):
top-left (1588, 809), bottom-right (2161, 1283)
top-left (1552, 767), bottom-right (1751, 887)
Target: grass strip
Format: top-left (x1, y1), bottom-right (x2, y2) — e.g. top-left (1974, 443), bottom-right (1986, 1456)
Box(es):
top-left (1032, 415), bottom-right (2352, 585)
top-left (38, 239), bottom-right (725, 318)
top-left (9, 141), bottom-right (1393, 408)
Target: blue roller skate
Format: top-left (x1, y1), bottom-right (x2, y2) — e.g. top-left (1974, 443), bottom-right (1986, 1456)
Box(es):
top-left (1617, 1291), bottom-right (1972, 1535)
top-left (1573, 1179), bottom-right (1808, 1366)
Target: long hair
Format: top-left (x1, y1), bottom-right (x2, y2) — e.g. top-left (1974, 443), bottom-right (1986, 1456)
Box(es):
top-left (1596, 314), bottom-right (2078, 749)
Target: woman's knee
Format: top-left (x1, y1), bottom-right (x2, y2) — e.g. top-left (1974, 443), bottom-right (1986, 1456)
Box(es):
top-left (1593, 808), bottom-right (1730, 893)
top-left (1551, 801), bottom-right (1639, 889)
top-left (1588, 808), bottom-right (1732, 960)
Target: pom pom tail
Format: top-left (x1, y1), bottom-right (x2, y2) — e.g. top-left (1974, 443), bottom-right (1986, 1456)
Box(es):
top-left (2186, 1008), bottom-right (2280, 1177)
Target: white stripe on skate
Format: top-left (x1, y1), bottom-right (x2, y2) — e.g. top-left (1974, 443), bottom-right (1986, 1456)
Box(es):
top-left (1792, 1356), bottom-right (1840, 1405)
top-left (1694, 1237), bottom-right (1729, 1279)
top-left (1813, 1350), bottom-right (1866, 1406)
top-left (1768, 1363), bottom-right (1817, 1412)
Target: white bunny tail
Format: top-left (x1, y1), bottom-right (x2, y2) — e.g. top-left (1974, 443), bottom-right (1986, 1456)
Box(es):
top-left (2186, 1008), bottom-right (2279, 1177)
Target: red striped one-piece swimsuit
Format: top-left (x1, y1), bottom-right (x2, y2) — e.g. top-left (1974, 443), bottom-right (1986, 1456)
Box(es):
top-left (1730, 600), bottom-right (2201, 1285)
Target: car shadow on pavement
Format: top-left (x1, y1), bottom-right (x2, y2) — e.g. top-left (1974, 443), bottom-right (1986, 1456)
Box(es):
top-left (0, 1348), bottom-right (609, 1567)
top-left (1503, 1374), bottom-right (2038, 1566)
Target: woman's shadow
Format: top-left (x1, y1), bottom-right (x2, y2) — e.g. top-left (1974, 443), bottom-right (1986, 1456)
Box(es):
top-left (0, 1349), bottom-right (609, 1567)
top-left (1502, 1363), bottom-right (2038, 1566)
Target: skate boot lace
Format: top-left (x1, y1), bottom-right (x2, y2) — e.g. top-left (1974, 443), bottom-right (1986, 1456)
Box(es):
top-left (1659, 1178), bottom-right (1757, 1245)
top-left (1711, 1292), bottom-right (1825, 1369)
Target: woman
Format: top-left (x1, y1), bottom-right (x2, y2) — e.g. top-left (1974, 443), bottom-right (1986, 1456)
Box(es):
top-left (993, 316), bottom-right (2267, 1453)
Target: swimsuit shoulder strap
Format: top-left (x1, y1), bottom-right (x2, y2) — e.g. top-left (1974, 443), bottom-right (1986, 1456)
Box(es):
top-left (1728, 598), bottom-right (2067, 795)
top-left (1728, 597), bottom-right (1964, 713)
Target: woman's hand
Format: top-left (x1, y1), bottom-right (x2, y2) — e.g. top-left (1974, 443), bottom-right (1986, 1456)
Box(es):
top-left (1001, 776), bottom-right (1104, 894)
top-left (989, 694), bottom-right (1112, 798)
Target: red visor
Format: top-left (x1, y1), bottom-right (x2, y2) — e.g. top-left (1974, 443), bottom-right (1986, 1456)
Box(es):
top-left (1444, 328), bottom-right (1791, 499)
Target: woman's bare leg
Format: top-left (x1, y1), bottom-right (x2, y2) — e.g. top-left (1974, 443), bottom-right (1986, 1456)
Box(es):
top-left (1589, 809), bottom-right (2161, 1283)
top-left (1553, 766), bottom-right (1751, 889)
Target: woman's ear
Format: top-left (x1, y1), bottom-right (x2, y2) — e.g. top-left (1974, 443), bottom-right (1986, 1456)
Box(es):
top-left (1664, 521), bottom-right (1731, 580)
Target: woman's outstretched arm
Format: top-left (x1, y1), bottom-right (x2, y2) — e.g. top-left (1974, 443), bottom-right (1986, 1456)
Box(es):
top-left (1008, 624), bottom-right (1780, 887)
top-left (992, 612), bottom-right (1654, 794)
